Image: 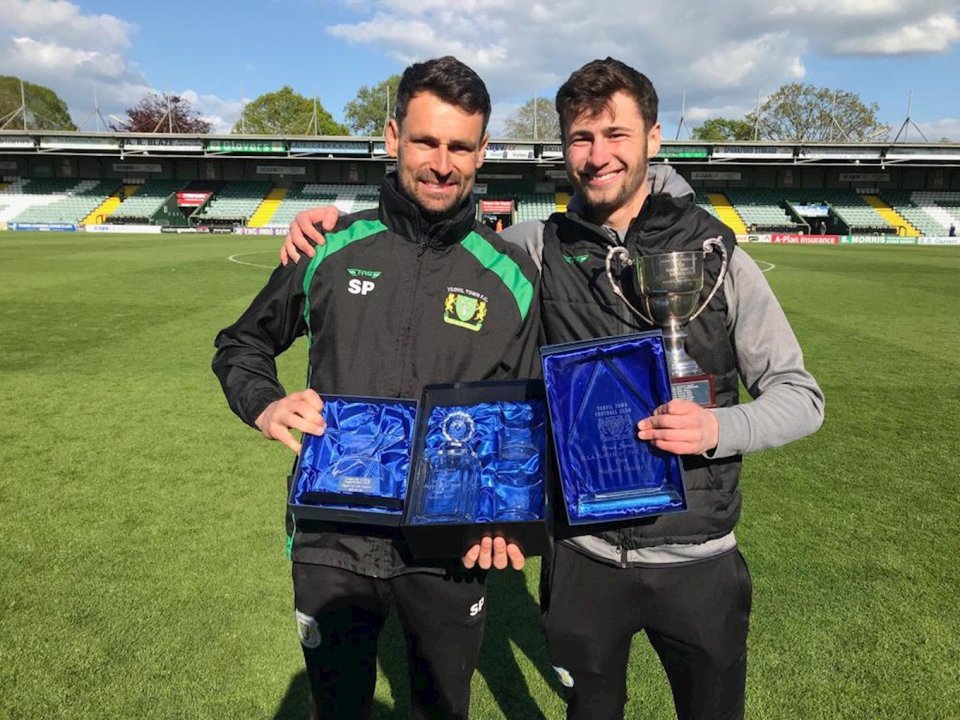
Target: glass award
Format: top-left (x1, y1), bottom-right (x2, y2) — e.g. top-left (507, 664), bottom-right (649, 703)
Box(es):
top-left (414, 411), bottom-right (481, 523)
top-left (294, 398), bottom-right (414, 513)
top-left (566, 352), bottom-right (682, 516)
top-left (325, 434), bottom-right (381, 495)
top-left (494, 404), bottom-right (544, 521)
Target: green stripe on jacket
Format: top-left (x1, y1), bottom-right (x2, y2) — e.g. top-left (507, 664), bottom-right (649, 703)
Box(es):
top-left (459, 231), bottom-right (534, 321)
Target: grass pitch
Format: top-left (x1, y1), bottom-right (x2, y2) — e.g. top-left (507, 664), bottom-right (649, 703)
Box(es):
top-left (1, 232), bottom-right (957, 719)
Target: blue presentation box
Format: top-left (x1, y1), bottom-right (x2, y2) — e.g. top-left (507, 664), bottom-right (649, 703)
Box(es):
top-left (287, 382), bottom-right (552, 558)
top-left (401, 380), bottom-right (551, 560)
top-left (541, 331), bottom-right (687, 526)
top-left (288, 395), bottom-right (417, 527)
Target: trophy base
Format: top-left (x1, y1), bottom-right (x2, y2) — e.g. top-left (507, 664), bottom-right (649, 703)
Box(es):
top-left (670, 373), bottom-right (716, 407)
top-left (577, 486), bottom-right (685, 515)
top-left (303, 491), bottom-right (404, 511)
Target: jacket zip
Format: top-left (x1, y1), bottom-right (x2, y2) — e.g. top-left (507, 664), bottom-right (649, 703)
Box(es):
top-left (568, 214), bottom-right (636, 338)
top-left (397, 241), bottom-right (428, 397)
top-left (566, 215), bottom-right (641, 552)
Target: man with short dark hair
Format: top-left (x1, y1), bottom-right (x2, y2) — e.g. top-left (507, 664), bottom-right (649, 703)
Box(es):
top-left (213, 56), bottom-right (540, 720)
top-left (282, 57), bottom-right (823, 720)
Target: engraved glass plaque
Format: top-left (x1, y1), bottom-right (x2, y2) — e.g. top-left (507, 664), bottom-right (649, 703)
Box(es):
top-left (325, 435), bottom-right (382, 496)
top-left (542, 334), bottom-right (687, 524)
top-left (291, 397), bottom-right (415, 515)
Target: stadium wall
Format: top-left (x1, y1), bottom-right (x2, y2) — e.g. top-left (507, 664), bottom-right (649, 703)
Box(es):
top-left (2, 152), bottom-right (960, 194)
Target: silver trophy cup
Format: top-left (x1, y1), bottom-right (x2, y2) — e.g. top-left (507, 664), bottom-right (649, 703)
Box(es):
top-left (606, 238), bottom-right (728, 405)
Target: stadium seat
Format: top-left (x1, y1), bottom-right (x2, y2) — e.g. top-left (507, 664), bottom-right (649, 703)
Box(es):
top-left (724, 188), bottom-right (803, 232)
top-left (110, 180), bottom-right (185, 223)
top-left (193, 181), bottom-right (273, 225)
top-left (1, 179), bottom-right (118, 224)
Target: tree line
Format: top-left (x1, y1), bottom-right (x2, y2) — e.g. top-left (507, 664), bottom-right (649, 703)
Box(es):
top-left (1, 73), bottom-right (891, 142)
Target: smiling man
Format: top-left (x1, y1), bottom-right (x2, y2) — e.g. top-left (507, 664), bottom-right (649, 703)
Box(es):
top-left (212, 56), bottom-right (539, 720)
top-left (519, 58), bottom-right (823, 720)
top-left (562, 89), bottom-right (660, 229)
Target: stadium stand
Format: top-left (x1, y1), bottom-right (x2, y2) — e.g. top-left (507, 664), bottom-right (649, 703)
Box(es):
top-left (192, 181), bottom-right (272, 226)
top-left (264, 184), bottom-right (335, 229)
top-left (83, 184), bottom-right (141, 225)
top-left (694, 191), bottom-right (720, 219)
top-left (110, 180), bottom-right (184, 223)
top-left (903, 191), bottom-right (960, 235)
top-left (1, 134), bottom-right (956, 239)
top-left (910, 190), bottom-right (960, 235)
top-left (248, 187), bottom-right (288, 227)
top-left (515, 194), bottom-right (556, 222)
top-left (782, 189), bottom-right (893, 234)
top-left (860, 195), bottom-right (919, 236)
top-left (351, 190), bottom-right (380, 213)
top-left (723, 189), bottom-right (802, 232)
top-left (823, 190), bottom-right (893, 233)
top-left (0, 178), bottom-right (78, 222)
top-left (705, 193), bottom-right (748, 234)
top-left (1, 179), bottom-right (118, 224)
top-left (261, 183), bottom-right (389, 228)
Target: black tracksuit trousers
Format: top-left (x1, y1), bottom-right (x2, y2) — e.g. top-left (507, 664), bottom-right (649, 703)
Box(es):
top-left (293, 562), bottom-right (487, 720)
top-left (541, 543), bottom-right (752, 720)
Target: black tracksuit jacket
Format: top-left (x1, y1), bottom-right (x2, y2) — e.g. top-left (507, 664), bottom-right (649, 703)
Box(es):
top-left (212, 174), bottom-right (540, 576)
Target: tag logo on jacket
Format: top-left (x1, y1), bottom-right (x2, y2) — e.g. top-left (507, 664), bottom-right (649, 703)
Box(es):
top-left (444, 287), bottom-right (488, 332)
top-left (347, 268), bottom-right (381, 295)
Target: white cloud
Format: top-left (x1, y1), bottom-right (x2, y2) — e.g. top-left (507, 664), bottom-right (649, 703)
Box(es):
top-left (832, 13), bottom-right (960, 54)
top-left (770, 0), bottom-right (905, 18)
top-left (180, 89), bottom-right (245, 134)
top-left (914, 117), bottom-right (960, 142)
top-left (8, 36), bottom-right (136, 82)
top-left (689, 33), bottom-right (806, 90)
top-left (0, 0), bottom-right (132, 51)
top-left (0, 0), bottom-right (244, 131)
top-left (0, 1), bottom-right (146, 126)
top-left (329, 14), bottom-right (509, 69)
top-left (324, 0), bottom-right (960, 132)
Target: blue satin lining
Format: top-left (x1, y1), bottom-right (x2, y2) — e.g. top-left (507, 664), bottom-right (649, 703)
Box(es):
top-left (542, 335), bottom-right (686, 523)
top-left (409, 401), bottom-right (547, 524)
top-left (292, 398), bottom-right (417, 515)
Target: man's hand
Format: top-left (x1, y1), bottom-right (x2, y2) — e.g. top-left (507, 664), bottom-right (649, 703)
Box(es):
top-left (280, 207), bottom-right (341, 266)
top-left (254, 390), bottom-right (326, 454)
top-left (462, 536), bottom-right (525, 571)
top-left (637, 399), bottom-right (719, 456)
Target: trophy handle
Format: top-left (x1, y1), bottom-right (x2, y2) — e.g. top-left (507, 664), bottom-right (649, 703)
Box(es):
top-left (605, 246), bottom-right (655, 325)
top-left (688, 237), bottom-right (728, 323)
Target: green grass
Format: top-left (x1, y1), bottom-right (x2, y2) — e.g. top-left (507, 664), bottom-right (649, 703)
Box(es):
top-left (1, 233), bottom-right (957, 719)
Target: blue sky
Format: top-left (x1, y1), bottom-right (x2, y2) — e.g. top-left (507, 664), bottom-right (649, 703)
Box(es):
top-left (1, 0), bottom-right (958, 140)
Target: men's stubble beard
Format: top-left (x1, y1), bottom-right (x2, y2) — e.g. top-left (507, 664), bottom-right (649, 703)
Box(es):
top-left (397, 161), bottom-right (467, 221)
top-left (581, 162), bottom-right (649, 220)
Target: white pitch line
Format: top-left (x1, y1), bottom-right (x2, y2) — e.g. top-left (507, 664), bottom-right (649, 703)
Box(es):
top-left (755, 259), bottom-right (776, 273)
top-left (228, 251), bottom-right (276, 269)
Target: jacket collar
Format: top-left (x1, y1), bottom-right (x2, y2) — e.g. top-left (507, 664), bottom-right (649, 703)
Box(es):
top-left (377, 172), bottom-right (477, 249)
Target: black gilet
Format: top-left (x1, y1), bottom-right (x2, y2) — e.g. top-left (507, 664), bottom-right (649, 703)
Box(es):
top-left (540, 193), bottom-right (742, 548)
